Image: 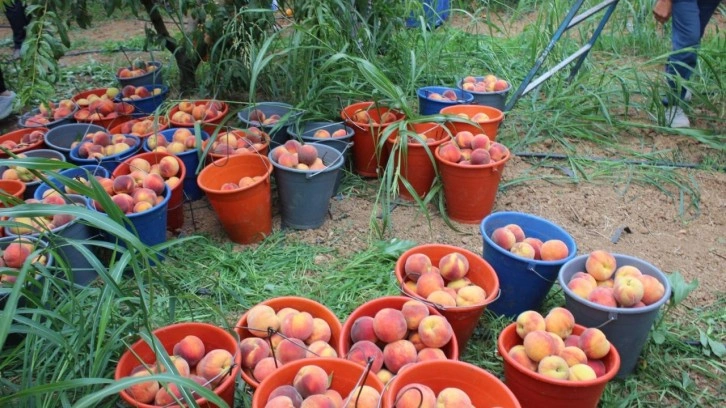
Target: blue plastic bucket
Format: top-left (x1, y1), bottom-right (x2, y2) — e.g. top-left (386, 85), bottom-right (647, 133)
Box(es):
top-left (119, 84), bottom-right (168, 114)
top-left (44, 123), bottom-right (106, 160)
top-left (417, 86), bottom-right (474, 115)
top-left (237, 102), bottom-right (304, 148)
top-left (143, 128), bottom-right (209, 201)
top-left (18, 104), bottom-right (79, 130)
top-left (0, 149), bottom-right (67, 200)
top-left (69, 135), bottom-right (141, 174)
top-left (480, 211), bottom-right (577, 317)
top-left (406, 0), bottom-right (450, 28)
top-left (116, 61), bottom-right (164, 88)
top-left (33, 165), bottom-right (110, 200)
top-left (559, 254), bottom-right (671, 378)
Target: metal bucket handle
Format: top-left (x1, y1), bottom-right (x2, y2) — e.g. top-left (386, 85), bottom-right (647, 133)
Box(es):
top-left (305, 141), bottom-right (351, 179)
top-left (595, 311), bottom-right (619, 329)
top-left (527, 262), bottom-right (556, 283)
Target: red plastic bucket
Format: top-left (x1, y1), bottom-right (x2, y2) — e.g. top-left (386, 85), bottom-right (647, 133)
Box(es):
top-left (234, 296), bottom-right (343, 389)
top-left (497, 323), bottom-right (620, 408)
top-left (385, 122), bottom-right (450, 201)
top-left (112, 151), bottom-right (187, 231)
top-left (197, 154), bottom-right (272, 244)
top-left (434, 142), bottom-right (510, 224)
top-left (440, 104), bottom-right (504, 141)
top-left (74, 102), bottom-right (136, 129)
top-left (382, 359), bottom-right (521, 408)
top-left (0, 128), bottom-right (48, 157)
top-left (394, 244), bottom-right (500, 351)
top-left (0, 179), bottom-right (26, 207)
top-left (114, 322), bottom-right (241, 408)
top-left (340, 101), bottom-right (404, 177)
top-left (252, 357), bottom-right (384, 408)
top-left (108, 115), bottom-right (169, 138)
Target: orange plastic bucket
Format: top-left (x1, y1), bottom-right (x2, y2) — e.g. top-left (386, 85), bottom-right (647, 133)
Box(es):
top-left (252, 357), bottom-right (384, 408)
top-left (234, 296), bottom-right (343, 389)
top-left (74, 102), bottom-right (136, 129)
top-left (0, 179), bottom-right (27, 207)
top-left (113, 151), bottom-right (187, 231)
top-left (197, 154), bottom-right (272, 244)
top-left (385, 122), bottom-right (450, 201)
top-left (382, 359), bottom-right (521, 408)
top-left (0, 127), bottom-right (48, 158)
top-left (497, 323), bottom-right (620, 408)
top-left (434, 142), bottom-right (510, 224)
top-left (340, 101), bottom-right (404, 177)
top-left (440, 104), bottom-right (504, 141)
top-left (168, 100), bottom-right (230, 136)
top-left (338, 296), bottom-right (459, 366)
top-left (394, 244), bottom-right (500, 351)
top-left (114, 322), bottom-right (241, 408)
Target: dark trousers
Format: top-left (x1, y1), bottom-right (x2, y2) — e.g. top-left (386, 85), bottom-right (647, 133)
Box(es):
top-left (4, 0), bottom-right (28, 50)
top-left (0, 68), bottom-right (6, 93)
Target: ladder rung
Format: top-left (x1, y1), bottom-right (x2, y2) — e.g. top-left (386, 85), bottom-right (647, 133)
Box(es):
top-left (523, 44), bottom-right (593, 95)
top-left (568, 0), bottom-right (619, 29)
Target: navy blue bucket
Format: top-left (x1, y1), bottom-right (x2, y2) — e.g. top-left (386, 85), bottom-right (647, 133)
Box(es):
top-left (480, 211), bottom-right (577, 318)
top-left (119, 85), bottom-right (168, 114)
top-left (417, 86), bottom-right (474, 115)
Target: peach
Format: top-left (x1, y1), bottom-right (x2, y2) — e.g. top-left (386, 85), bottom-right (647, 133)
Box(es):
top-left (438, 252), bottom-right (469, 281)
top-left (383, 339), bottom-right (418, 373)
top-left (276, 338), bottom-right (308, 364)
top-left (301, 394), bottom-right (336, 408)
top-left (436, 387), bottom-right (472, 408)
top-left (586, 359), bottom-right (607, 378)
top-left (373, 308), bottom-right (407, 343)
top-left (455, 131), bottom-right (474, 149)
top-left (571, 271), bottom-right (597, 286)
top-left (269, 385), bottom-right (303, 407)
top-left (488, 142), bottom-right (508, 161)
top-left (142, 173), bottom-right (166, 195)
top-left (247, 304), bottom-right (281, 337)
top-left (446, 277), bottom-right (471, 291)
top-left (346, 340), bottom-right (383, 373)
top-left (401, 300), bottom-right (430, 330)
top-left (537, 355), bottom-right (570, 380)
top-left (455, 284), bottom-right (487, 306)
top-left (569, 363), bottom-right (597, 381)
top-left (491, 227), bottom-right (516, 250)
top-left (587, 287), bottom-right (617, 308)
top-left (567, 277), bottom-right (596, 299)
top-left (408, 332), bottom-right (425, 351)
top-left (280, 311), bottom-right (315, 341)
top-left (578, 328), bottom-right (611, 359)
top-left (585, 250), bottom-right (617, 281)
top-left (293, 364), bottom-right (329, 398)
top-left (540, 239), bottom-right (569, 261)
top-left (157, 355), bottom-right (191, 377)
top-left (113, 174), bottom-right (135, 194)
top-left (417, 347), bottom-right (446, 362)
top-left (305, 317), bottom-right (332, 345)
top-left (376, 368), bottom-right (393, 384)
top-left (159, 156), bottom-right (180, 178)
top-left (427, 290), bottom-right (456, 307)
top-left (639, 274), bottom-right (665, 305)
top-left (129, 157), bottom-right (151, 173)
top-left (323, 390), bottom-right (343, 407)
top-left (239, 337), bottom-right (271, 369)
top-left (510, 242), bottom-right (535, 259)
top-left (559, 346), bottom-right (588, 367)
top-left (523, 330), bottom-right (557, 362)
top-left (111, 193), bottom-right (134, 214)
top-left (404, 280), bottom-right (417, 294)
top-left (469, 148), bottom-right (491, 165)
top-left (404, 253), bottom-right (432, 280)
top-left (418, 315), bottom-right (453, 349)
top-left (415, 272), bottom-right (445, 299)
top-left (564, 334), bottom-right (580, 348)
top-left (350, 316), bottom-right (378, 344)
top-left (154, 383), bottom-right (182, 406)
top-left (395, 383), bottom-right (436, 408)
top-left (132, 187), bottom-right (157, 205)
top-left (196, 348), bottom-right (234, 385)
top-left (437, 142), bottom-right (462, 163)
top-left (266, 395), bottom-right (296, 408)
top-left (1, 242), bottom-right (32, 268)
top-left (278, 152), bottom-right (299, 168)
top-left (124, 371), bottom-right (159, 404)
top-left (523, 237), bottom-right (543, 260)
top-left (470, 133), bottom-right (491, 150)
top-left (614, 265), bottom-right (642, 280)
top-left (345, 385), bottom-right (380, 408)
top-left (549, 332), bottom-right (565, 356)
top-left (306, 340), bottom-right (337, 358)
top-left (544, 307), bottom-right (575, 339)
top-left (613, 276), bottom-right (644, 307)
top-left (297, 145), bottom-right (318, 166)
top-left (173, 335), bottom-right (206, 366)
top-left (504, 224), bottom-right (525, 242)
top-left (515, 310), bottom-right (546, 339)
top-left (508, 344), bottom-right (537, 371)
top-left (597, 279), bottom-right (614, 288)
top-left (253, 356), bottom-right (281, 382)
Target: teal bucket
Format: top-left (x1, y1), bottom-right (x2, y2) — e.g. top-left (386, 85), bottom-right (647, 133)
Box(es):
top-left (269, 143), bottom-right (344, 229)
top-left (559, 254), bottom-right (672, 378)
top-left (480, 211), bottom-right (577, 318)
top-left (33, 165), bottom-right (110, 200)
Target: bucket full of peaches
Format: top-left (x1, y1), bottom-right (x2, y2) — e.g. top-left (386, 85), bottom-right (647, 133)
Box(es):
top-left (168, 100), bottom-right (229, 135)
top-left (456, 74), bottom-right (511, 111)
top-left (558, 250), bottom-right (671, 378)
top-left (19, 99), bottom-right (78, 129)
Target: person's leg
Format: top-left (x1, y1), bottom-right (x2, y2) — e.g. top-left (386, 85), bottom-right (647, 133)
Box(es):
top-left (697, 0), bottom-right (721, 39)
top-left (4, 0), bottom-right (29, 51)
top-left (665, 0), bottom-right (702, 102)
top-left (0, 68), bottom-right (7, 94)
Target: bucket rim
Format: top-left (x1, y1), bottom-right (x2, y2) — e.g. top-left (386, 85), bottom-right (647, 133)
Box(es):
top-left (339, 101), bottom-right (404, 129)
top-left (434, 142), bottom-right (510, 170)
top-left (197, 154), bottom-right (272, 194)
top-left (417, 86), bottom-right (475, 104)
top-left (440, 104), bottom-right (504, 123)
top-left (288, 121), bottom-right (355, 141)
top-left (558, 253), bottom-right (673, 315)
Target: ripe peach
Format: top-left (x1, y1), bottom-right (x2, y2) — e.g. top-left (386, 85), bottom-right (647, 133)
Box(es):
top-left (276, 338), bottom-right (308, 364)
top-left (567, 277), bottom-right (596, 299)
top-left (239, 337), bottom-right (271, 369)
top-left (280, 311), bottom-right (315, 341)
top-left (523, 330), bottom-right (557, 362)
top-left (293, 364), bottom-right (329, 398)
top-left (129, 157), bottom-right (151, 173)
top-left (613, 276), bottom-right (644, 307)
top-left (508, 344), bottom-right (537, 371)
top-left (522, 237), bottom-right (543, 260)
top-left (586, 359), bottom-right (607, 378)
top-left (323, 390), bottom-right (343, 407)
top-left (113, 174), bottom-right (135, 194)
top-left (569, 363), bottom-right (597, 381)
top-left (350, 316), bottom-right (378, 344)
top-left (416, 271), bottom-right (445, 299)
top-left (395, 383), bottom-right (436, 408)
top-left (437, 142), bottom-right (462, 163)
top-left (346, 340), bottom-right (384, 373)
top-left (417, 347), bottom-right (446, 362)
top-left (305, 318), bottom-right (332, 345)
top-left (614, 265), bottom-right (642, 280)
top-left (503, 224), bottom-right (525, 242)
top-left (173, 335), bottom-right (206, 366)
top-left (587, 287), bottom-right (617, 308)
top-left (585, 250), bottom-right (617, 281)
top-left (559, 346), bottom-right (588, 367)
top-left (571, 271), bottom-right (597, 286)
top-left (269, 385), bottom-right (303, 407)
top-left (455, 284), bottom-right (487, 307)
top-left (578, 328), bottom-right (611, 360)
top-left (470, 133), bottom-right (491, 150)
top-left (417, 315), bottom-right (453, 349)
top-left (438, 252), bottom-right (469, 281)
top-left (132, 187), bottom-right (157, 205)
top-left (491, 227), bottom-right (516, 250)
top-left (154, 355), bottom-right (190, 377)
top-left (404, 253), bottom-right (432, 281)
top-left (373, 308), bottom-right (407, 343)
top-left (2, 242), bottom-right (32, 268)
top-left (401, 300), bottom-right (430, 330)
top-left (544, 307), bottom-right (575, 339)
top-left (408, 332), bottom-right (425, 351)
top-left (383, 339), bottom-right (418, 374)
top-left (540, 239), bottom-right (569, 261)
top-left (159, 156), bottom-right (180, 178)
top-left (469, 148), bottom-right (491, 165)
top-left (111, 193), bottom-right (135, 214)
top-left (154, 383), bottom-right (182, 406)
top-left (638, 274), bottom-right (665, 305)
top-left (124, 371), bottom-right (159, 404)
top-left (196, 348), bottom-right (234, 385)
top-left (427, 290), bottom-right (456, 307)
top-left (510, 242), bottom-right (535, 259)
top-left (376, 368), bottom-right (393, 385)
top-left (548, 333), bottom-right (565, 356)
top-left (247, 305), bottom-right (281, 337)
top-left (564, 334), bottom-right (580, 348)
top-left (266, 395), bottom-right (296, 408)
top-left (446, 277), bottom-right (471, 291)
top-left (305, 340), bottom-right (337, 358)
top-left (142, 173), bottom-right (166, 195)
top-left (515, 310), bottom-right (546, 339)
top-left (345, 385), bottom-right (380, 408)
top-left (297, 145), bottom-right (318, 166)
top-left (537, 355), bottom-right (570, 380)
top-left (253, 356), bottom-right (281, 382)
top-left (436, 387), bottom-right (472, 408)
top-left (455, 131), bottom-right (474, 149)
top-left (488, 142), bottom-right (508, 161)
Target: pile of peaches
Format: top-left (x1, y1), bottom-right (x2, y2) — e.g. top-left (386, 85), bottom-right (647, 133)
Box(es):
top-left (89, 171), bottom-right (168, 215)
top-left (1, 152), bottom-right (61, 183)
top-left (349, 109), bottom-right (397, 126)
top-left (117, 61), bottom-right (158, 79)
top-left (271, 141), bottom-right (329, 171)
top-left (73, 131), bottom-right (138, 160)
top-left (508, 308), bottom-right (612, 381)
top-left (170, 100), bottom-right (225, 125)
top-left (394, 384), bottom-right (474, 408)
top-left (74, 88), bottom-right (119, 108)
top-left (402, 251), bottom-right (488, 308)
top-left (490, 223), bottom-right (570, 261)
top-left (247, 109), bottom-right (282, 126)
top-left (0, 239), bottom-right (49, 285)
top-left (206, 127), bottom-right (269, 157)
top-left (113, 116), bottom-right (166, 138)
top-left (74, 99), bottom-right (134, 123)
top-left (23, 100), bottom-right (77, 127)
top-left (0, 130), bottom-right (45, 154)
top-left (262, 364), bottom-right (380, 408)
top-left (460, 74), bottom-right (509, 93)
top-left (119, 85), bottom-right (162, 101)
top-left (345, 299), bottom-right (454, 383)
top-left (5, 194), bottom-right (79, 236)
top-left (310, 128), bottom-right (348, 139)
top-left (437, 131), bottom-right (509, 166)
top-left (123, 156), bottom-right (182, 191)
top-left (123, 335), bottom-right (234, 406)
top-left (425, 89), bottom-right (459, 102)
top-left (240, 304), bottom-right (338, 383)
top-left (146, 128), bottom-right (198, 155)
top-left (567, 250), bottom-right (666, 308)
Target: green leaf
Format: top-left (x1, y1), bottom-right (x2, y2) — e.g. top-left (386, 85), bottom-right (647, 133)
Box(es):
top-left (667, 272), bottom-right (698, 306)
top-left (651, 330), bottom-right (665, 345)
top-left (707, 337), bottom-right (725, 358)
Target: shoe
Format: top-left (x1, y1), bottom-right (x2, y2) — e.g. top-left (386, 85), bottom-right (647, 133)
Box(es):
top-left (0, 91), bottom-right (16, 120)
top-left (664, 106), bottom-right (690, 128)
top-left (12, 49), bottom-right (20, 60)
top-left (684, 89), bottom-right (692, 102)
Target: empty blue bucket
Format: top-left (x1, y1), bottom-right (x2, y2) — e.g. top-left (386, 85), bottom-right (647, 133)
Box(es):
top-left (237, 102), bottom-right (304, 148)
top-left (480, 211), bottom-right (577, 318)
top-left (33, 165), bottom-right (110, 200)
top-left (0, 149), bottom-right (67, 200)
top-left (143, 128), bottom-right (209, 201)
top-left (69, 135), bottom-right (141, 174)
top-left (417, 86), bottom-right (474, 115)
top-left (119, 84), bottom-right (168, 114)
top-left (559, 253), bottom-right (672, 378)
top-left (44, 123), bottom-right (106, 160)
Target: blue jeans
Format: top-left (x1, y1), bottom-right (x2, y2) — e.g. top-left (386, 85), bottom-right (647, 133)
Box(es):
top-left (665, 0), bottom-right (720, 104)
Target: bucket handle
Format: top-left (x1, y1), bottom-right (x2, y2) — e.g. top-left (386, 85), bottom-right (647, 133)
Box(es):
top-left (595, 311), bottom-right (619, 329)
top-left (396, 276), bottom-right (502, 311)
top-left (304, 142), bottom-right (351, 179)
top-left (527, 262), bottom-right (556, 284)
top-left (341, 357), bottom-right (377, 408)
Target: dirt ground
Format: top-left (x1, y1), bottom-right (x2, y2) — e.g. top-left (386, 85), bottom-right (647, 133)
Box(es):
top-left (0, 14), bottom-right (723, 311)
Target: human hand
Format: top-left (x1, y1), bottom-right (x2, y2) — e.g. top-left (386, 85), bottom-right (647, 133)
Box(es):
top-left (653, 0), bottom-right (672, 24)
